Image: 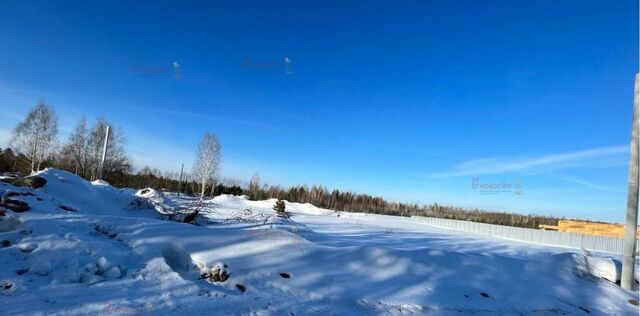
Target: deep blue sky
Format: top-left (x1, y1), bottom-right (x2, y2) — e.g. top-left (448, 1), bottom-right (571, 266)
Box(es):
top-left (0, 1), bottom-right (637, 222)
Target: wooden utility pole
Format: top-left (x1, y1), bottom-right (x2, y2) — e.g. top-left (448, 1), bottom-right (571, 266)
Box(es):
top-left (178, 163), bottom-right (184, 197)
top-left (98, 126), bottom-right (110, 180)
top-left (621, 73), bottom-right (639, 291)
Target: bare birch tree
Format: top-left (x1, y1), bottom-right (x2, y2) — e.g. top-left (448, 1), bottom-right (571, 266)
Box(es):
top-left (249, 172), bottom-right (260, 199)
top-left (60, 116), bottom-right (131, 179)
top-left (86, 117), bottom-right (131, 180)
top-left (61, 115), bottom-right (89, 176)
top-left (192, 132), bottom-right (221, 201)
top-left (10, 101), bottom-right (58, 173)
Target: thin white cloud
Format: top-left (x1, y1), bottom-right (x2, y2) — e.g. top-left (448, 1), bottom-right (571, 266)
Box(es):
top-left (553, 173), bottom-right (625, 193)
top-left (0, 111), bottom-right (25, 121)
top-left (0, 85), bottom-right (60, 97)
top-left (429, 145), bottom-right (628, 178)
top-left (129, 152), bottom-right (187, 173)
top-left (151, 108), bottom-right (281, 131)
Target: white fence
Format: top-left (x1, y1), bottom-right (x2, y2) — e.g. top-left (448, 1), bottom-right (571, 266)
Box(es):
top-left (412, 216), bottom-right (624, 254)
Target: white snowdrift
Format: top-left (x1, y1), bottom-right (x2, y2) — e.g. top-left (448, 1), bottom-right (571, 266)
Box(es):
top-left (586, 256), bottom-right (622, 283)
top-left (134, 187), bottom-right (181, 215)
top-left (0, 169), bottom-right (637, 315)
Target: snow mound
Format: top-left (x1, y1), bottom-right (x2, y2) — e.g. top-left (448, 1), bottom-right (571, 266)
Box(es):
top-left (134, 188), bottom-right (180, 215)
top-left (211, 194), bottom-right (248, 205)
top-left (291, 202), bottom-right (328, 215)
top-left (35, 169), bottom-right (140, 216)
top-left (586, 256), bottom-right (622, 282)
top-left (91, 179), bottom-right (110, 186)
top-left (221, 208), bottom-right (272, 224)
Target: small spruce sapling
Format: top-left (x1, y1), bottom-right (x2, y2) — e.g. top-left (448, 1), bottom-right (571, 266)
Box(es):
top-left (273, 199), bottom-right (287, 218)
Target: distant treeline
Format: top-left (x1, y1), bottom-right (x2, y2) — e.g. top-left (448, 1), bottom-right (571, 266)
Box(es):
top-left (244, 178), bottom-right (559, 228)
top-left (0, 150), bottom-right (558, 229)
top-left (1, 101), bottom-right (560, 229)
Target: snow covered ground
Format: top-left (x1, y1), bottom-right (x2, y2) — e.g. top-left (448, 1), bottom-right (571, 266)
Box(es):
top-left (0, 169), bottom-right (637, 315)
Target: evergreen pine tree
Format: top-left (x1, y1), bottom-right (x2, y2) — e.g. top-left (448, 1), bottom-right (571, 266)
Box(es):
top-left (273, 199), bottom-right (287, 218)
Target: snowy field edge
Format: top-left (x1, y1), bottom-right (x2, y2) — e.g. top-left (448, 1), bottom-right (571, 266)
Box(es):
top-left (0, 169), bottom-right (637, 315)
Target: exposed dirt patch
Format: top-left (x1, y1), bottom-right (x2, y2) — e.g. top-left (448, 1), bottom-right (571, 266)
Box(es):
top-left (183, 209), bottom-right (200, 224)
top-left (93, 225), bottom-right (117, 239)
top-left (201, 266), bottom-right (230, 283)
top-left (0, 198), bottom-right (29, 212)
top-left (59, 205), bottom-right (77, 212)
top-left (578, 306), bottom-right (590, 313)
top-left (6, 191), bottom-right (35, 197)
top-left (1, 176), bottom-right (47, 189)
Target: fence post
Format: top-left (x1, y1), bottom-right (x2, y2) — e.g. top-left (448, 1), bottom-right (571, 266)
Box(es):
top-left (98, 126), bottom-right (110, 180)
top-left (177, 163), bottom-right (184, 197)
top-left (622, 73), bottom-right (640, 291)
